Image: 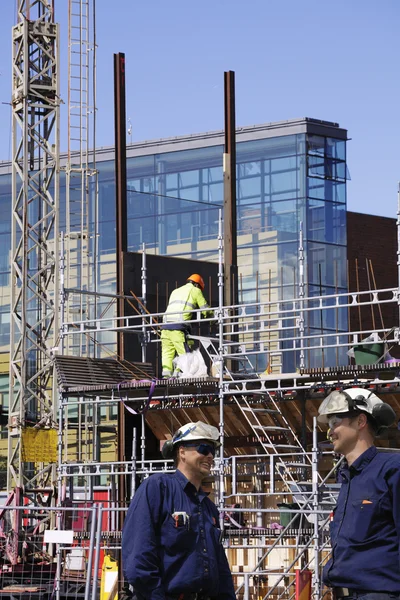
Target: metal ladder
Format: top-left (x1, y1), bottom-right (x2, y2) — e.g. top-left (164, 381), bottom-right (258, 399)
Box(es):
top-left (194, 334), bottom-right (338, 600)
top-left (193, 335), bottom-right (313, 490)
top-left (193, 334), bottom-right (339, 512)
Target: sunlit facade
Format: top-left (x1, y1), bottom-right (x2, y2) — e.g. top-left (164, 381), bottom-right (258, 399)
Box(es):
top-left (0, 117), bottom-right (348, 377)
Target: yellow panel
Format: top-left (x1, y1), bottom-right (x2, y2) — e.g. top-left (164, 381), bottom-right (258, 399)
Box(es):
top-left (21, 428), bottom-right (58, 463)
top-left (0, 355), bottom-right (9, 375)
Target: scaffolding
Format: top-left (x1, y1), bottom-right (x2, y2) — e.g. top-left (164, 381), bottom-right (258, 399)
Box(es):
top-left (48, 211), bottom-right (400, 599)
top-left (1, 214), bottom-right (400, 597)
top-left (5, 3), bottom-right (399, 599)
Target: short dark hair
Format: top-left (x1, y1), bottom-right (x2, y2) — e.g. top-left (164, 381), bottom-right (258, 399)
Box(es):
top-left (173, 445), bottom-right (181, 468)
top-left (347, 410), bottom-right (377, 436)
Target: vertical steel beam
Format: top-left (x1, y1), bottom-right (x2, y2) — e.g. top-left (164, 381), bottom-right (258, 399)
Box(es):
top-left (114, 52), bottom-right (128, 513)
top-left (312, 417), bottom-right (321, 599)
top-left (300, 390), bottom-right (307, 450)
top-left (114, 51), bottom-right (128, 358)
top-left (9, 0), bottom-right (59, 492)
top-left (217, 210), bottom-right (225, 526)
top-left (223, 71), bottom-right (238, 308)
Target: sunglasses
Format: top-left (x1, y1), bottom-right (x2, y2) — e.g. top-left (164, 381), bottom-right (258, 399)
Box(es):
top-left (181, 443), bottom-right (216, 457)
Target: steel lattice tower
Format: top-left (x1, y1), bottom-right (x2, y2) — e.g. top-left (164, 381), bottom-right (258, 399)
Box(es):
top-left (8, 0), bottom-right (59, 491)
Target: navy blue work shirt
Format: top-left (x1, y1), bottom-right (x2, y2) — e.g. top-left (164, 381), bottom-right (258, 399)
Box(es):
top-left (324, 446), bottom-right (400, 592)
top-left (122, 469), bottom-right (235, 600)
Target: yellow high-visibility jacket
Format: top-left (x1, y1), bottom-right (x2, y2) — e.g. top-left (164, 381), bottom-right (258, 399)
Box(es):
top-left (162, 283), bottom-right (213, 331)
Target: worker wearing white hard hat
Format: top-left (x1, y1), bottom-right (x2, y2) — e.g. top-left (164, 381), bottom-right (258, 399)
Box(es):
top-left (318, 388), bottom-right (400, 600)
top-left (122, 421), bottom-right (234, 600)
top-left (164, 421), bottom-right (221, 454)
top-left (317, 388), bottom-right (396, 430)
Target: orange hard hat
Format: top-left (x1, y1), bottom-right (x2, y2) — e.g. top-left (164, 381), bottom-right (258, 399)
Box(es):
top-left (187, 274), bottom-right (205, 290)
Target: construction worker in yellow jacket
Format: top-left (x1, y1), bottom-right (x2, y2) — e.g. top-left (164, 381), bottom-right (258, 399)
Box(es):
top-left (161, 274), bottom-right (213, 378)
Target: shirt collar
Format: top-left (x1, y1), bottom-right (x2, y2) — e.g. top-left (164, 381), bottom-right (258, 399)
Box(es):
top-left (174, 469), bottom-right (209, 500)
top-left (350, 445), bottom-right (377, 473)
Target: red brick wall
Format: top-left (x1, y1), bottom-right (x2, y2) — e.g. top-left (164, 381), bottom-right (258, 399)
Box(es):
top-left (347, 211), bottom-right (399, 354)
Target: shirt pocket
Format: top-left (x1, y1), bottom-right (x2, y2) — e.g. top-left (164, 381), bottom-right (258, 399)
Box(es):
top-left (347, 496), bottom-right (380, 541)
top-left (164, 515), bottom-right (196, 554)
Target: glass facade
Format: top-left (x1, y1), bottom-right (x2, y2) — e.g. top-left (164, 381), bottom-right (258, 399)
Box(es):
top-left (0, 119), bottom-right (348, 371)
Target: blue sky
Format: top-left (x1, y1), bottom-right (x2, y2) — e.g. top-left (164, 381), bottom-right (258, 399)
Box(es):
top-left (0, 0), bottom-right (398, 217)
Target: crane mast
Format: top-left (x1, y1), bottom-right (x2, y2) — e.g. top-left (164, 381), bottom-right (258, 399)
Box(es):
top-left (8, 0), bottom-right (60, 493)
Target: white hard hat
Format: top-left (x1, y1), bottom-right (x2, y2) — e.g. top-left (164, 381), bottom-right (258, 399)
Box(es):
top-left (172, 421), bottom-right (220, 447)
top-left (318, 388), bottom-right (396, 430)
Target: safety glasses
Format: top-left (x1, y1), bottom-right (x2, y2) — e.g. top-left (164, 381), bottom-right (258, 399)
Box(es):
top-left (327, 415), bottom-right (345, 429)
top-left (182, 443), bottom-right (216, 457)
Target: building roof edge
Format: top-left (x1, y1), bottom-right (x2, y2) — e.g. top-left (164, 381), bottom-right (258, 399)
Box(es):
top-left (0, 117), bottom-right (348, 172)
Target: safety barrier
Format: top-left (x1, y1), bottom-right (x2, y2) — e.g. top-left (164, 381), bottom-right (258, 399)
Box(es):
top-left (0, 504), bottom-right (126, 600)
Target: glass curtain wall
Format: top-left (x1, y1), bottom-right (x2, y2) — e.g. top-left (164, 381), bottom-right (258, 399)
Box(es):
top-left (0, 130), bottom-right (347, 371)
top-left (93, 132), bottom-right (347, 370)
top-left (306, 135), bottom-right (347, 367)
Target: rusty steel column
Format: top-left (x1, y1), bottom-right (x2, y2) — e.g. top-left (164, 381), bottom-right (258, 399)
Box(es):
top-left (223, 70), bottom-right (238, 308)
top-left (114, 52), bottom-right (128, 514)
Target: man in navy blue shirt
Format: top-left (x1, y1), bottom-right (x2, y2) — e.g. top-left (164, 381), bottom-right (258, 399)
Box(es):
top-left (122, 421), bottom-right (235, 600)
top-left (318, 388), bottom-right (399, 600)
